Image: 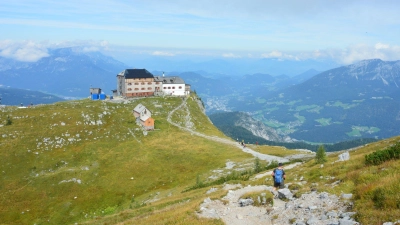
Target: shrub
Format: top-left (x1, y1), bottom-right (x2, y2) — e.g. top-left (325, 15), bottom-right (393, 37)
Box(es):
top-left (365, 143), bottom-right (400, 165)
top-left (254, 157), bottom-right (262, 173)
top-left (5, 116), bottom-right (12, 126)
top-left (372, 188), bottom-right (386, 209)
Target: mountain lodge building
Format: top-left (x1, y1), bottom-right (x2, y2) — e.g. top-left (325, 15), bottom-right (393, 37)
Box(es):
top-left (117, 69), bottom-right (190, 98)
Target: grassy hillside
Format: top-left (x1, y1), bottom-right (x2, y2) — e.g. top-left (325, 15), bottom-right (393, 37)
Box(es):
top-left (286, 137), bottom-right (400, 224)
top-left (0, 94), bottom-right (252, 224)
top-left (1, 94), bottom-right (399, 225)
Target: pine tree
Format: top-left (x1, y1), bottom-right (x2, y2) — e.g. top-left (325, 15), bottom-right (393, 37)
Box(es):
top-left (315, 145), bottom-right (327, 164)
top-left (5, 116), bottom-right (12, 126)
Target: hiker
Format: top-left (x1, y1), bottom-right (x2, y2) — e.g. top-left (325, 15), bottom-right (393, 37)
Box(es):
top-left (271, 162), bottom-right (286, 191)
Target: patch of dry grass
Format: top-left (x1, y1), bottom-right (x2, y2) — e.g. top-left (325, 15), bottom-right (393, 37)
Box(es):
top-left (0, 95), bottom-right (252, 224)
top-left (283, 137), bottom-right (400, 224)
top-left (240, 191), bottom-right (274, 207)
top-left (248, 144), bottom-right (312, 157)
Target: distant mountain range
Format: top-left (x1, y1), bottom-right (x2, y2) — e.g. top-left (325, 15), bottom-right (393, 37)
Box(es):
top-left (0, 48), bottom-right (128, 98)
top-left (125, 56), bottom-right (338, 77)
top-left (175, 69), bottom-right (320, 113)
top-left (0, 87), bottom-right (65, 106)
top-left (206, 59), bottom-right (400, 143)
top-left (2, 47), bottom-right (398, 143)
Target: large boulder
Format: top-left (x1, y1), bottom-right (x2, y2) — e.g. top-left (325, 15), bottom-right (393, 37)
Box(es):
top-left (338, 152), bottom-right (350, 161)
top-left (278, 188), bottom-right (293, 199)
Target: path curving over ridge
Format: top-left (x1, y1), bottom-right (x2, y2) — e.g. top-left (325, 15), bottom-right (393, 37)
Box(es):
top-left (167, 97), bottom-right (289, 163)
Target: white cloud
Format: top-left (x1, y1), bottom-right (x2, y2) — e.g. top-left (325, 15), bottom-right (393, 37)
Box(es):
top-left (0, 40), bottom-right (113, 62)
top-left (257, 43), bottom-right (400, 64)
top-left (261, 51), bottom-right (299, 60)
top-left (222, 53), bottom-right (241, 58)
top-left (152, 51), bottom-right (175, 56)
top-left (332, 43), bottom-right (400, 64)
top-left (375, 43), bottom-right (389, 50)
top-left (0, 40), bottom-right (49, 62)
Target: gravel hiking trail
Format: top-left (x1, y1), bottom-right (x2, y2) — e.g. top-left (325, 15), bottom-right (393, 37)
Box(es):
top-left (167, 98), bottom-right (289, 163)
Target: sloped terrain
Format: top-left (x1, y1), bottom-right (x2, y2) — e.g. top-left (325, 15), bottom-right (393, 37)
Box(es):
top-left (1, 94), bottom-right (399, 225)
top-left (0, 94), bottom-right (255, 224)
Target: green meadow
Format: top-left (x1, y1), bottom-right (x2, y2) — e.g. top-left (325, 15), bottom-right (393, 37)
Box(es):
top-left (0, 94), bottom-right (399, 225)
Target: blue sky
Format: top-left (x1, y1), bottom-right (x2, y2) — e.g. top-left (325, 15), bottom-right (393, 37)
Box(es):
top-left (1, 0), bottom-right (400, 64)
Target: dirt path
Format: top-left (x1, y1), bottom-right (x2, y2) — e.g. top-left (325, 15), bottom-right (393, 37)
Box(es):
top-left (166, 98), bottom-right (363, 225)
top-left (167, 98), bottom-right (289, 163)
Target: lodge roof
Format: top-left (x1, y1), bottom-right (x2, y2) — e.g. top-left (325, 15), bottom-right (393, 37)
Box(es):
top-left (133, 103), bottom-right (146, 113)
top-left (118, 69), bottom-right (154, 79)
top-left (154, 76), bottom-right (185, 84)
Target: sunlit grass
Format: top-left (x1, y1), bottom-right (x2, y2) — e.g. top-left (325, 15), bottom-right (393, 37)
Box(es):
top-left (1, 95), bottom-right (399, 225)
top-left (248, 144), bottom-right (311, 157)
top-left (284, 137), bottom-right (400, 224)
top-left (0, 95), bottom-right (252, 224)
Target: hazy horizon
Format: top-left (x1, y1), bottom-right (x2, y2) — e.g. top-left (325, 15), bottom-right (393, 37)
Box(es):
top-left (1, 0), bottom-right (400, 66)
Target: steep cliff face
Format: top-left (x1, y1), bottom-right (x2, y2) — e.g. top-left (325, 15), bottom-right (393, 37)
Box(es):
top-left (234, 112), bottom-right (293, 142)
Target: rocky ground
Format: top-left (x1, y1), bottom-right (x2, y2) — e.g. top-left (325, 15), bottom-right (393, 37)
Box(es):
top-left (197, 184), bottom-right (359, 225)
top-left (166, 97), bottom-right (400, 225)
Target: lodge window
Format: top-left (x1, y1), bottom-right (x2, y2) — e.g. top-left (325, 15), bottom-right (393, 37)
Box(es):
top-left (134, 88), bottom-right (139, 90)
top-left (148, 82), bottom-right (152, 85)
top-left (141, 82), bottom-right (145, 85)
top-left (168, 87), bottom-right (171, 89)
top-left (172, 87), bottom-right (175, 89)
top-left (179, 86), bottom-right (182, 89)
top-left (163, 87), bottom-right (166, 89)
top-left (134, 83), bottom-right (139, 85)
top-left (128, 83), bottom-right (132, 85)
top-left (141, 88), bottom-right (145, 90)
top-left (128, 88), bottom-right (132, 91)
top-left (147, 87), bottom-right (152, 90)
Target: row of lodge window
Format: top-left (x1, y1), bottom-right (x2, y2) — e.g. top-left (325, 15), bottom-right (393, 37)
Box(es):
top-left (163, 86), bottom-right (182, 89)
top-left (127, 87), bottom-right (153, 91)
top-left (128, 82), bottom-right (154, 85)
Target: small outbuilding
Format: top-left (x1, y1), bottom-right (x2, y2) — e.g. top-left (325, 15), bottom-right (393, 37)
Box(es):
top-left (133, 103), bottom-right (154, 130)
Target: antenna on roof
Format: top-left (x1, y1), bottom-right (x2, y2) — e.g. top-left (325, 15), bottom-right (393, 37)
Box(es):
top-left (162, 71), bottom-right (164, 77)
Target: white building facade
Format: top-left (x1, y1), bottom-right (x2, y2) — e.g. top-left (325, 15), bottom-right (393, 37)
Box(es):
top-left (154, 76), bottom-right (187, 96)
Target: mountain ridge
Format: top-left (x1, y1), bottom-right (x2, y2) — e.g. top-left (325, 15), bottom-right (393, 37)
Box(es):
top-left (0, 47), bottom-right (128, 98)
top-left (208, 59), bottom-right (400, 143)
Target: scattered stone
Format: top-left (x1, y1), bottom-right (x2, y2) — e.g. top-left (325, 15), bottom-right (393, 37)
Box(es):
top-left (238, 198), bottom-right (254, 207)
top-left (338, 152), bottom-right (350, 161)
top-left (338, 218), bottom-right (359, 225)
top-left (206, 187), bottom-right (218, 194)
top-left (341, 193), bottom-right (353, 200)
top-left (277, 188), bottom-right (293, 199)
top-left (308, 206), bottom-right (318, 210)
top-left (307, 216), bottom-right (319, 224)
top-left (327, 211), bottom-right (338, 218)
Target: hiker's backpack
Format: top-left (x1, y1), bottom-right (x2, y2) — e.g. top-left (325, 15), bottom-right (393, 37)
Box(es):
top-left (274, 169), bottom-right (284, 183)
